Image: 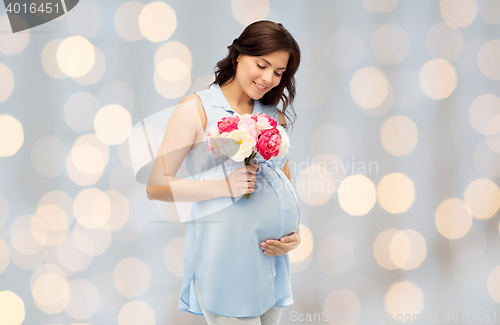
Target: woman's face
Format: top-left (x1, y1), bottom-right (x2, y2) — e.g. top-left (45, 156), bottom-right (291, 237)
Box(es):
top-left (235, 50), bottom-right (290, 99)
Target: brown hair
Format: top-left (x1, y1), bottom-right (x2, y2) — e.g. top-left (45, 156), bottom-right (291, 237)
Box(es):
top-left (208, 20), bottom-right (301, 130)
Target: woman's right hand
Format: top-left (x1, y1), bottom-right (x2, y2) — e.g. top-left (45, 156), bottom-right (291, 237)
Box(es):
top-left (225, 162), bottom-right (258, 197)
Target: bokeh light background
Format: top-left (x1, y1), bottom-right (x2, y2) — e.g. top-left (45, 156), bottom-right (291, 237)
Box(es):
top-left (1, 0), bottom-right (500, 324)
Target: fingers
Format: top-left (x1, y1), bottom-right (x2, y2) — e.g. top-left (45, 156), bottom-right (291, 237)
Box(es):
top-left (280, 233), bottom-right (298, 243)
top-left (225, 163), bottom-right (260, 197)
top-left (262, 247), bottom-right (278, 255)
top-left (262, 236), bottom-right (298, 250)
top-left (260, 242), bottom-right (281, 255)
top-left (243, 172), bottom-right (256, 194)
top-left (261, 240), bottom-right (283, 249)
top-left (242, 165), bottom-right (257, 195)
top-left (244, 164), bottom-right (257, 174)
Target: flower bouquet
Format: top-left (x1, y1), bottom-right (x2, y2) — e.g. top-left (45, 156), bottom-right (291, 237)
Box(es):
top-left (206, 112), bottom-right (290, 198)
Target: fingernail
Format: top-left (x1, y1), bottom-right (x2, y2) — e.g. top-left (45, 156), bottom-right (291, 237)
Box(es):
top-left (266, 240), bottom-right (271, 243)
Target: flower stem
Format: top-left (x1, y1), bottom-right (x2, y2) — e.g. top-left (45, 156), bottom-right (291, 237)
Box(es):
top-left (244, 152), bottom-right (257, 166)
top-left (243, 152), bottom-right (257, 199)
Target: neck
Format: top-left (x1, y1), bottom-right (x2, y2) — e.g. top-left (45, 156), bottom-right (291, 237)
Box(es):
top-left (219, 80), bottom-right (254, 114)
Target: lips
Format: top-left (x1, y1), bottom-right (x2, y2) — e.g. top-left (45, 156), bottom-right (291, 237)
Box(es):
top-left (253, 81), bottom-right (267, 91)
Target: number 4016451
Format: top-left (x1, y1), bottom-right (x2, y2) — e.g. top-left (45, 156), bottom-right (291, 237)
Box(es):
top-left (5, 2), bottom-right (60, 14)
top-left (443, 311), bottom-right (497, 322)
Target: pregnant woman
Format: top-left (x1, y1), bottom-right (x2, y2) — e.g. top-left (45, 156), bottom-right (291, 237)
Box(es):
top-left (147, 20), bottom-right (302, 325)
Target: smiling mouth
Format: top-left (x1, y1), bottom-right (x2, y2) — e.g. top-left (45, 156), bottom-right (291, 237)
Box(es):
top-left (253, 81), bottom-right (267, 90)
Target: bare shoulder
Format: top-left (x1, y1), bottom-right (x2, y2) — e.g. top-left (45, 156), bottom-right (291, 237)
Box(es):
top-left (177, 93), bottom-right (207, 125)
top-left (177, 93), bottom-right (208, 151)
top-left (276, 109), bottom-right (287, 128)
top-left (179, 93), bottom-right (203, 112)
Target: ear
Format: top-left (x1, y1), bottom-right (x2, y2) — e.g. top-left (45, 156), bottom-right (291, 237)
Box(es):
top-left (236, 54), bottom-right (241, 63)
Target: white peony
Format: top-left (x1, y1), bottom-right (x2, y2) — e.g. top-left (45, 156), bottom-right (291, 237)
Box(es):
top-left (217, 133), bottom-right (237, 157)
top-left (276, 124), bottom-right (291, 159)
top-left (225, 129), bottom-right (256, 162)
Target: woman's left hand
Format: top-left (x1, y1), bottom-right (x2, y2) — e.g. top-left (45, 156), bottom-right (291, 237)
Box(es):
top-left (260, 232), bottom-right (300, 256)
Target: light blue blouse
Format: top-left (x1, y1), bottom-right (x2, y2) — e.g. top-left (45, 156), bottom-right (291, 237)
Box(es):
top-left (177, 83), bottom-right (301, 317)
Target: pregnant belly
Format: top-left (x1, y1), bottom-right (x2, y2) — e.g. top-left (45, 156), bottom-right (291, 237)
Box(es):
top-left (199, 174), bottom-right (299, 242)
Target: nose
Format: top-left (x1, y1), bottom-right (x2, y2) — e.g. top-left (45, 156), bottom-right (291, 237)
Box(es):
top-left (262, 69), bottom-right (273, 85)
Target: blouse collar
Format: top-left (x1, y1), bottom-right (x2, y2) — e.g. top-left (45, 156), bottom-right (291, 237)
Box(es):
top-left (210, 83), bottom-right (260, 115)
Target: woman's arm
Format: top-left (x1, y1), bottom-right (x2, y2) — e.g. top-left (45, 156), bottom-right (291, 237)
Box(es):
top-left (146, 94), bottom-right (231, 202)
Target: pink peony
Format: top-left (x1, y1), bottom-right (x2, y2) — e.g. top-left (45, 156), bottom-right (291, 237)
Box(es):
top-left (238, 115), bottom-right (260, 139)
top-left (256, 127), bottom-right (281, 160)
top-left (251, 112), bottom-right (277, 130)
top-left (217, 115), bottom-right (240, 133)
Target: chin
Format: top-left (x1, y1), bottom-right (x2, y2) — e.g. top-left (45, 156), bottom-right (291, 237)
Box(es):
top-left (254, 93), bottom-right (266, 101)
top-left (253, 88), bottom-right (270, 99)
top-left (249, 88), bottom-right (265, 99)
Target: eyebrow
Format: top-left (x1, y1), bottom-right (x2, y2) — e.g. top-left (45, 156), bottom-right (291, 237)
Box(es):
top-left (259, 58), bottom-right (287, 70)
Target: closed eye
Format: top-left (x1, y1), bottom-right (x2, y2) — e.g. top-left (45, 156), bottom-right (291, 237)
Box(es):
top-left (257, 64), bottom-right (282, 77)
